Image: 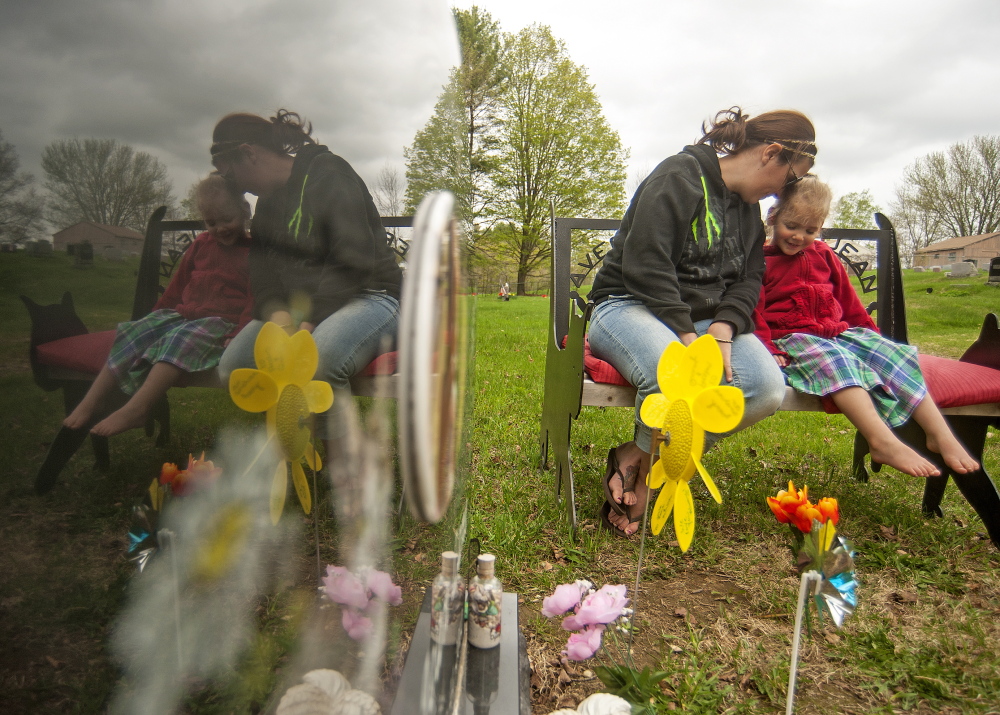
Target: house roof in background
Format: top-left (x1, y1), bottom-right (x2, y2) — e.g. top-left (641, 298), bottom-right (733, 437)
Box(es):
top-left (52, 222), bottom-right (144, 240)
top-left (914, 232), bottom-right (1000, 253)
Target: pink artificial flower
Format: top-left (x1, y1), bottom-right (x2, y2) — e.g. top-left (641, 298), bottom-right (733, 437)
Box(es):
top-left (323, 566), bottom-right (370, 610)
top-left (366, 569), bottom-right (403, 606)
top-left (341, 608), bottom-right (373, 641)
top-left (563, 624), bottom-right (605, 661)
top-left (542, 582), bottom-right (588, 618)
top-left (561, 613), bottom-right (584, 631)
top-left (574, 585), bottom-right (629, 626)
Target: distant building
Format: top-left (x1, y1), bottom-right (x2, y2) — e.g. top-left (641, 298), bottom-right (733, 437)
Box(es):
top-left (52, 222), bottom-right (144, 255)
top-left (912, 232), bottom-right (1000, 269)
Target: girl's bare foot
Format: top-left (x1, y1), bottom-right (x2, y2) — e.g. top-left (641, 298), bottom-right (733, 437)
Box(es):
top-left (926, 432), bottom-right (980, 474)
top-left (64, 398), bottom-right (100, 430)
top-left (90, 403), bottom-right (148, 437)
top-left (607, 444), bottom-right (650, 536)
top-left (868, 435), bottom-right (940, 477)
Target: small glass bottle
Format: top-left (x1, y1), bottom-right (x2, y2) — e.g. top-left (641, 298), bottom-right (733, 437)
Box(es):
top-left (467, 553), bottom-right (502, 649)
top-left (430, 551), bottom-right (464, 646)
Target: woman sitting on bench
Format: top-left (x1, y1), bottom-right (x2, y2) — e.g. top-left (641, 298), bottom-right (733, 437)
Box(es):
top-left (64, 175), bottom-right (253, 436)
top-left (588, 107), bottom-right (813, 537)
top-left (210, 110), bottom-right (402, 436)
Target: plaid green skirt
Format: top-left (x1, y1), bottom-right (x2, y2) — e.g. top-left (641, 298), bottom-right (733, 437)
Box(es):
top-left (107, 309), bottom-right (234, 396)
top-left (776, 327), bottom-right (927, 428)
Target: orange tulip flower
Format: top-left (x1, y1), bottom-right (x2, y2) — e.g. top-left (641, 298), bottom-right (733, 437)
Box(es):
top-left (816, 497), bottom-right (839, 525)
top-left (794, 502), bottom-right (822, 533)
top-left (766, 481), bottom-right (810, 525)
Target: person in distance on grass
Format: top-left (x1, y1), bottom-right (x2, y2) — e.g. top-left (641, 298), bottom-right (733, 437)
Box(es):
top-left (588, 107), bottom-right (802, 536)
top-left (64, 175), bottom-right (253, 436)
top-left (753, 175), bottom-right (979, 478)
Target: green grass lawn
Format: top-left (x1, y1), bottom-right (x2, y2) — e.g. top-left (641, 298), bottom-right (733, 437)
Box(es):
top-left (1, 251), bottom-right (999, 714)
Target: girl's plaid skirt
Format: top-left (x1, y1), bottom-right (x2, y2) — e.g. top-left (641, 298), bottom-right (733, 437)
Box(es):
top-left (776, 327), bottom-right (927, 428)
top-left (107, 309), bottom-right (235, 396)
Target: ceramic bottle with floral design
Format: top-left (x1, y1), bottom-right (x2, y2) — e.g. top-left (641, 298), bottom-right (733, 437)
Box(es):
top-left (430, 551), bottom-right (465, 645)
top-left (467, 553), bottom-right (501, 649)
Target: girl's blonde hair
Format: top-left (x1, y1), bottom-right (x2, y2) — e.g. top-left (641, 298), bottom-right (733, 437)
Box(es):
top-left (772, 175), bottom-right (832, 228)
top-left (194, 174), bottom-right (251, 221)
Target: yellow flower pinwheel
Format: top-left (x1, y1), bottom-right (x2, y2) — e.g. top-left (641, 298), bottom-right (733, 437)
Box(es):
top-left (228, 322), bottom-right (334, 524)
top-left (638, 335), bottom-right (745, 551)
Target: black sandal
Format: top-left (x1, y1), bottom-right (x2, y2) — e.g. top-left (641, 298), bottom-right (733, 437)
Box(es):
top-left (599, 500), bottom-right (641, 538)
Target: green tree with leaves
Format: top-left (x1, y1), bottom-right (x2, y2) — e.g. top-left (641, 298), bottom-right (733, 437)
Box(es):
top-left (485, 24), bottom-right (627, 294)
top-left (831, 190), bottom-right (881, 230)
top-left (42, 138), bottom-right (174, 231)
top-left (0, 130), bottom-right (44, 245)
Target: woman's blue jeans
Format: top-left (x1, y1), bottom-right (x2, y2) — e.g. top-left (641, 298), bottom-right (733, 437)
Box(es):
top-left (220, 291), bottom-right (399, 436)
top-left (588, 297), bottom-right (785, 453)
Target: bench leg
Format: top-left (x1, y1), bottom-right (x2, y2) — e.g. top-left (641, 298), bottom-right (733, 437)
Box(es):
top-left (852, 431), bottom-right (871, 483)
top-left (923, 416), bottom-right (1000, 548)
top-left (35, 426), bottom-right (91, 494)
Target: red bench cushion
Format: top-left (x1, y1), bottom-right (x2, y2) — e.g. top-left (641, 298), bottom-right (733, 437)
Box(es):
top-left (358, 350), bottom-right (397, 376)
top-left (36, 331), bottom-right (398, 381)
top-left (35, 331), bottom-right (115, 375)
top-left (920, 354), bottom-right (1000, 408)
top-left (583, 339), bottom-right (1000, 409)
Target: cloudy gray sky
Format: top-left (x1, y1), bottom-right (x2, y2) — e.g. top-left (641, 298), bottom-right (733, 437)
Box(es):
top-left (0, 0), bottom-right (458, 210)
top-left (457, 0), bottom-right (1000, 214)
top-left (2, 0), bottom-right (998, 221)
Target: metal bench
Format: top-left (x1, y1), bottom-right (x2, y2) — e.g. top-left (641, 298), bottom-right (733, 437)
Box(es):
top-left (539, 212), bottom-right (1000, 547)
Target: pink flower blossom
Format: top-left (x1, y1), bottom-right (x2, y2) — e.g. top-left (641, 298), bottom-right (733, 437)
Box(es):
top-left (366, 569), bottom-right (403, 606)
top-left (341, 609), bottom-right (373, 641)
top-left (542, 582), bottom-right (588, 618)
top-left (562, 625), bottom-right (605, 661)
top-left (574, 584), bottom-right (629, 626)
top-left (561, 613), bottom-right (584, 631)
top-left (322, 566), bottom-right (369, 610)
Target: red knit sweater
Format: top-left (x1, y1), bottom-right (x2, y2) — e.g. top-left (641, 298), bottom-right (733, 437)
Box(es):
top-left (753, 240), bottom-right (876, 356)
top-left (153, 231), bottom-right (253, 336)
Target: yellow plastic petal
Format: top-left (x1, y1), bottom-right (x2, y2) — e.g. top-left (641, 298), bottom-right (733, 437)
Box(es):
top-left (659, 399), bottom-right (693, 480)
top-left (148, 478), bottom-right (162, 511)
top-left (820, 519), bottom-right (837, 552)
top-left (229, 369), bottom-right (279, 413)
top-left (283, 330), bottom-right (321, 386)
top-left (650, 479), bottom-right (677, 535)
top-left (303, 442), bottom-right (323, 471)
top-left (254, 322), bottom-right (292, 381)
top-left (656, 341), bottom-right (689, 399)
top-left (682, 335), bottom-right (725, 393)
top-left (270, 461), bottom-right (287, 525)
top-left (694, 458), bottom-right (723, 503)
top-left (291, 460), bottom-right (312, 515)
top-left (303, 380), bottom-right (334, 414)
top-left (674, 480), bottom-right (695, 552)
top-left (692, 385), bottom-right (745, 434)
top-left (648, 458), bottom-right (668, 490)
top-left (192, 503), bottom-right (250, 582)
top-left (639, 393), bottom-right (670, 429)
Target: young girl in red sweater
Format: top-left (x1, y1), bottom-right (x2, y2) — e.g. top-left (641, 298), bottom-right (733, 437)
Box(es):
top-left (753, 176), bottom-right (978, 477)
top-left (64, 175), bottom-right (253, 437)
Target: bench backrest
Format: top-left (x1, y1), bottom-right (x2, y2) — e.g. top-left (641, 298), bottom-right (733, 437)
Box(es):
top-left (549, 211), bottom-right (908, 348)
top-left (136, 207), bottom-right (415, 322)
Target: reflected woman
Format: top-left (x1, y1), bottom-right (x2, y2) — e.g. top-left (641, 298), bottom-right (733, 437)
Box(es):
top-left (212, 110), bottom-right (402, 428)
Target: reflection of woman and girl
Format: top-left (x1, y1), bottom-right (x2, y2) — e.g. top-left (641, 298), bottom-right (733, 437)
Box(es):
top-left (65, 109), bottom-right (401, 445)
top-left (210, 110), bottom-right (403, 432)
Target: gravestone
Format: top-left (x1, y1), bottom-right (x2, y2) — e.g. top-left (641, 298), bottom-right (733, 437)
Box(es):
top-left (931, 265), bottom-right (941, 272)
top-left (950, 261), bottom-right (977, 278)
top-left (988, 257), bottom-right (1000, 285)
top-left (912, 266), bottom-right (925, 273)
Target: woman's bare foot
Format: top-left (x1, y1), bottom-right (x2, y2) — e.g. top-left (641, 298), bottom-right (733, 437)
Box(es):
top-left (608, 442), bottom-right (643, 507)
top-left (925, 432), bottom-right (980, 474)
top-left (868, 434), bottom-right (941, 477)
top-left (90, 403), bottom-right (148, 437)
top-left (607, 444), bottom-right (650, 536)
